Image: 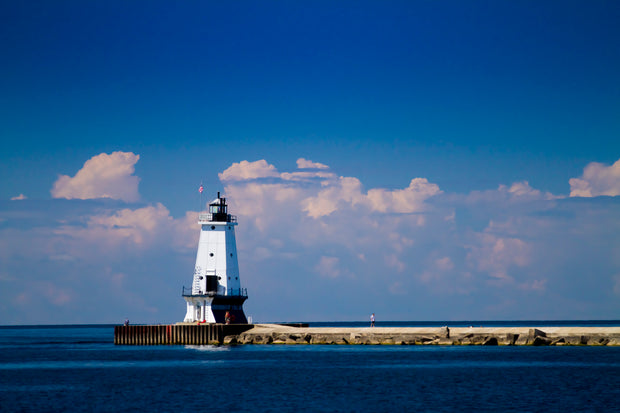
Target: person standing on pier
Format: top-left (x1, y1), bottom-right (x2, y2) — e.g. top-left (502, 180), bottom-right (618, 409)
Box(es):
top-left (370, 313), bottom-right (375, 327)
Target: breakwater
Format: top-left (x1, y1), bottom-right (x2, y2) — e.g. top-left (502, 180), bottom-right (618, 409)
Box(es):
top-left (228, 325), bottom-right (620, 346)
top-left (114, 324), bottom-right (620, 346)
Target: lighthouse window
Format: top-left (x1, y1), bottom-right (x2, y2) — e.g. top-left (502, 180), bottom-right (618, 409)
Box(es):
top-left (230, 253), bottom-right (233, 257)
top-left (211, 226), bottom-right (215, 230)
top-left (228, 226), bottom-right (231, 230)
top-left (218, 276), bottom-right (221, 280)
top-left (209, 253), bottom-right (214, 257)
top-left (228, 277), bottom-right (231, 280)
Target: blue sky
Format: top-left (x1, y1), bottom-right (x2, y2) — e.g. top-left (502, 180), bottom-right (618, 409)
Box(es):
top-left (1, 1), bottom-right (619, 324)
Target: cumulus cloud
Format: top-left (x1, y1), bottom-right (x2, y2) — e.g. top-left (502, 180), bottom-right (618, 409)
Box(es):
top-left (504, 181), bottom-right (558, 200)
top-left (53, 203), bottom-right (197, 254)
top-left (297, 158), bottom-right (329, 169)
top-left (14, 282), bottom-right (73, 307)
top-left (221, 159), bottom-right (443, 219)
top-left (281, 171), bottom-right (337, 181)
top-left (366, 178), bottom-right (442, 213)
top-left (385, 254), bottom-right (406, 272)
top-left (569, 158), bottom-right (620, 197)
top-left (3, 154), bottom-right (620, 323)
top-left (81, 203), bottom-right (172, 246)
top-left (302, 176), bottom-right (365, 218)
top-left (435, 256), bottom-right (454, 271)
top-left (218, 160), bottom-right (279, 182)
top-left (220, 160), bottom-right (446, 293)
top-left (465, 181), bottom-right (558, 204)
top-left (220, 159), bottom-right (336, 185)
top-left (302, 175), bottom-right (441, 218)
top-left (51, 151), bottom-right (141, 202)
top-left (519, 279), bottom-right (547, 292)
top-left (315, 256), bottom-right (341, 278)
top-left (225, 182), bottom-right (304, 232)
top-left (41, 282), bottom-right (73, 306)
top-left (466, 232), bottom-right (530, 283)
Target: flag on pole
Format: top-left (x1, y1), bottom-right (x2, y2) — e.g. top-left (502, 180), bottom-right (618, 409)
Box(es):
top-left (199, 184), bottom-right (204, 193)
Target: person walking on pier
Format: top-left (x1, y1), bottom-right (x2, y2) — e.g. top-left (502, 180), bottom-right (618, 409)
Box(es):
top-left (370, 313), bottom-right (375, 327)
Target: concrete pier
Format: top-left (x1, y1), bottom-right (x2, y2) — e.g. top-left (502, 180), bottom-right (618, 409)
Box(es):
top-left (114, 324), bottom-right (620, 346)
top-left (228, 324), bottom-right (620, 346)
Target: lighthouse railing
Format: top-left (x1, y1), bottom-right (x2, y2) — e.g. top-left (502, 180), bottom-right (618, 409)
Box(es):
top-left (228, 288), bottom-right (248, 297)
top-left (198, 213), bottom-right (237, 223)
top-left (182, 286), bottom-right (247, 298)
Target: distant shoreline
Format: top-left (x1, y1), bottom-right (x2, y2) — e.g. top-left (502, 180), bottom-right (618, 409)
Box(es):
top-left (2, 320), bottom-right (620, 328)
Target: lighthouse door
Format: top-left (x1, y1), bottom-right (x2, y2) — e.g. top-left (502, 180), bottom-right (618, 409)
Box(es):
top-left (206, 276), bottom-right (218, 293)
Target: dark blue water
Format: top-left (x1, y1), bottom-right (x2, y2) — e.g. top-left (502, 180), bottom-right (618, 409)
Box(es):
top-left (1, 325), bottom-right (619, 412)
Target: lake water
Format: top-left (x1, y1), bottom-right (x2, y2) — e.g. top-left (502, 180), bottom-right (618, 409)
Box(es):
top-left (1, 324), bottom-right (619, 412)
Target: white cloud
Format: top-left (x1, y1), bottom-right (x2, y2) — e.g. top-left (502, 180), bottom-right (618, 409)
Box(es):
top-left (569, 158), bottom-right (620, 197)
top-left (435, 256), bottom-right (454, 271)
top-left (86, 203), bottom-right (172, 245)
top-left (505, 181), bottom-right (558, 200)
top-left (221, 160), bottom-right (442, 219)
top-left (315, 256), bottom-right (341, 278)
top-left (466, 232), bottom-right (530, 282)
top-left (225, 182), bottom-right (303, 231)
top-left (366, 178), bottom-right (441, 213)
top-left (218, 160), bottom-right (279, 182)
top-left (519, 279), bottom-right (547, 292)
top-left (41, 282), bottom-right (73, 306)
top-left (385, 254), bottom-right (406, 272)
top-left (10, 194), bottom-right (27, 200)
top-left (220, 159), bottom-right (336, 184)
top-left (466, 181), bottom-right (559, 204)
top-left (388, 281), bottom-right (408, 295)
top-left (15, 282), bottom-right (73, 307)
top-left (281, 171), bottom-right (337, 181)
top-left (302, 176), bottom-right (442, 218)
top-left (3, 155), bottom-right (620, 324)
top-left (52, 203), bottom-right (197, 255)
top-left (297, 158), bottom-right (329, 169)
top-left (302, 176), bottom-right (365, 218)
top-left (389, 233), bottom-right (414, 253)
top-left (51, 151), bottom-right (141, 202)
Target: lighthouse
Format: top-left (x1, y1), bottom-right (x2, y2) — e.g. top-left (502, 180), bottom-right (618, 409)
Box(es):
top-left (182, 192), bottom-right (248, 324)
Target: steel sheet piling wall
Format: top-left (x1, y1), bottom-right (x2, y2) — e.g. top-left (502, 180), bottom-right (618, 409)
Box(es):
top-left (114, 324), bottom-right (253, 345)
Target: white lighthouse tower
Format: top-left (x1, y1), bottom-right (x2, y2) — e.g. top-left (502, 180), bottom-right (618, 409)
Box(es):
top-left (182, 192), bottom-right (248, 324)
